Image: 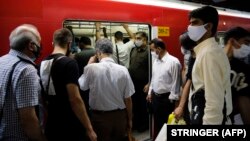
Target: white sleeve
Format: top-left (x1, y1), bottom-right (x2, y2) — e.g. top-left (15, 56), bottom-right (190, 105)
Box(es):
top-left (78, 66), bottom-right (90, 91)
top-left (124, 69), bottom-right (135, 98)
top-left (169, 61), bottom-right (182, 100)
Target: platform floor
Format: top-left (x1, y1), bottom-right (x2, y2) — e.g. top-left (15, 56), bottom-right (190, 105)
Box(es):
top-left (133, 129), bottom-right (151, 141)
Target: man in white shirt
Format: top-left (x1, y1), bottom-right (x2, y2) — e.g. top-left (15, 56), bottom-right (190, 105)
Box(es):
top-left (113, 24), bottom-right (135, 68)
top-left (187, 6), bottom-right (232, 124)
top-left (95, 23), bottom-right (135, 68)
top-left (146, 38), bottom-right (182, 140)
top-left (78, 38), bottom-right (135, 141)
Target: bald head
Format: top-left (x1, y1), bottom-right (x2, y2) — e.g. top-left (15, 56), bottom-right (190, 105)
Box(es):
top-left (9, 24), bottom-right (41, 51)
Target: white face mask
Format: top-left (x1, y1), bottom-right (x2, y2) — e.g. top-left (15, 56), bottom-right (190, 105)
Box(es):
top-left (233, 44), bottom-right (250, 59)
top-left (135, 40), bottom-right (143, 47)
top-left (151, 51), bottom-right (158, 60)
top-left (187, 24), bottom-right (207, 42)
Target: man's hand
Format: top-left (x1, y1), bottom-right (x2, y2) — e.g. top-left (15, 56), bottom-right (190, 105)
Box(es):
top-left (95, 22), bottom-right (101, 29)
top-left (146, 94), bottom-right (152, 103)
top-left (88, 55), bottom-right (98, 64)
top-left (86, 129), bottom-right (97, 141)
top-left (173, 106), bottom-right (184, 120)
top-left (143, 83), bottom-right (149, 93)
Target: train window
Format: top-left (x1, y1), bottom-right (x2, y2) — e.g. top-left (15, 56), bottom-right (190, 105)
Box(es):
top-left (63, 20), bottom-right (150, 47)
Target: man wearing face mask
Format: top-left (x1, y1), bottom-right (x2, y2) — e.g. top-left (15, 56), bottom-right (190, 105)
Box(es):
top-left (223, 27), bottom-right (250, 124)
top-left (40, 28), bottom-right (97, 141)
top-left (146, 38), bottom-right (182, 140)
top-left (187, 6), bottom-right (232, 125)
top-left (0, 24), bottom-right (46, 140)
top-left (128, 31), bottom-right (150, 132)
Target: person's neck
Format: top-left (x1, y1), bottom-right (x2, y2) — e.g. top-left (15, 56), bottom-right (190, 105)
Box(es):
top-left (99, 53), bottom-right (110, 60)
top-left (224, 44), bottom-right (233, 59)
top-left (84, 45), bottom-right (92, 48)
top-left (159, 51), bottom-right (166, 60)
top-left (116, 40), bottom-right (123, 43)
top-left (197, 33), bottom-right (213, 44)
top-left (52, 46), bottom-right (66, 55)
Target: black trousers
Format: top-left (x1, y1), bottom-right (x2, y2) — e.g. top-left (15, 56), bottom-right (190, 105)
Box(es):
top-left (131, 81), bottom-right (149, 131)
top-left (152, 92), bottom-right (175, 140)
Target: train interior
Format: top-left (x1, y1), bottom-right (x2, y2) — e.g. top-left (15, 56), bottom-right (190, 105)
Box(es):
top-left (63, 20), bottom-right (150, 47)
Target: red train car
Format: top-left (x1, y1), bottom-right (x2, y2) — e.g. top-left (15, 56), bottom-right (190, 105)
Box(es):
top-left (0, 0), bottom-right (250, 63)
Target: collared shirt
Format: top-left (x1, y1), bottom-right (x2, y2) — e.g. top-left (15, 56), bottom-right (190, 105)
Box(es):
top-left (0, 49), bottom-right (39, 140)
top-left (129, 46), bottom-right (149, 83)
top-left (78, 57), bottom-right (135, 111)
top-left (188, 37), bottom-right (232, 124)
top-left (113, 40), bottom-right (134, 68)
top-left (149, 52), bottom-right (182, 100)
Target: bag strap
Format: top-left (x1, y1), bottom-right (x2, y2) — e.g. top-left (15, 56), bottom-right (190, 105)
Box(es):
top-left (115, 44), bottom-right (120, 64)
top-left (0, 60), bottom-right (22, 122)
top-left (45, 56), bottom-right (65, 92)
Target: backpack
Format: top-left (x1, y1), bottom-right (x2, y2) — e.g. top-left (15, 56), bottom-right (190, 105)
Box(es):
top-left (39, 56), bottom-right (64, 96)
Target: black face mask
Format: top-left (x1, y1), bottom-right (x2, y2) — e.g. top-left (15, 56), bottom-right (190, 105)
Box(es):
top-left (31, 42), bottom-right (41, 59)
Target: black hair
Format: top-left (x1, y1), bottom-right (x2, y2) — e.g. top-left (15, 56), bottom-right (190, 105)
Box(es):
top-left (179, 32), bottom-right (197, 50)
top-left (123, 37), bottom-right (130, 44)
top-left (189, 5), bottom-right (218, 36)
top-left (80, 36), bottom-right (91, 46)
top-left (136, 31), bottom-right (148, 41)
top-left (149, 38), bottom-right (166, 50)
top-left (224, 27), bottom-right (250, 45)
top-left (114, 31), bottom-right (123, 40)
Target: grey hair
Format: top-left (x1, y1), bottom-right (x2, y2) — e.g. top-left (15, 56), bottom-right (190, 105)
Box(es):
top-left (9, 24), bottom-right (41, 51)
top-left (95, 38), bottom-right (113, 54)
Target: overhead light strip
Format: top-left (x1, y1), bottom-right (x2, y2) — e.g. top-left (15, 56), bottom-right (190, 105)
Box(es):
top-left (111, 0), bottom-right (250, 19)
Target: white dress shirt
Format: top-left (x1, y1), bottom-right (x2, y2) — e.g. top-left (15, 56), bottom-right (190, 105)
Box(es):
top-left (188, 37), bottom-right (232, 124)
top-left (78, 57), bottom-right (135, 111)
top-left (113, 40), bottom-right (134, 68)
top-left (149, 52), bottom-right (182, 100)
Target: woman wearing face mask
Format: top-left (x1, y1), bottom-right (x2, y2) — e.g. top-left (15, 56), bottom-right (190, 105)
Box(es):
top-left (223, 27), bottom-right (250, 124)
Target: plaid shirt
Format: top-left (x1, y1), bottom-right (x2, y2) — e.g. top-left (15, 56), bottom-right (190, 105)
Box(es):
top-left (0, 49), bottom-right (40, 141)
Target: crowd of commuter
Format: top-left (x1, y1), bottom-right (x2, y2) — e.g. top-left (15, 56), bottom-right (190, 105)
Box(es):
top-left (0, 5), bottom-right (250, 141)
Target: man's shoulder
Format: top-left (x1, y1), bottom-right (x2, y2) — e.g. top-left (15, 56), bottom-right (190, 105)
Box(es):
top-left (168, 54), bottom-right (180, 64)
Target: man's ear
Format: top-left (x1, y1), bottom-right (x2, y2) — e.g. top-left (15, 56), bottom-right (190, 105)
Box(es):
top-left (205, 23), bottom-right (213, 31)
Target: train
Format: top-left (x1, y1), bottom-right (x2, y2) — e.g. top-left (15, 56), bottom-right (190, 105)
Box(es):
top-left (1, 0), bottom-right (250, 140)
top-left (1, 0), bottom-right (250, 64)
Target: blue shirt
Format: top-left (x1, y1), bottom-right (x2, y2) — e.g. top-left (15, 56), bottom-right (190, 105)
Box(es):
top-left (0, 49), bottom-right (40, 141)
